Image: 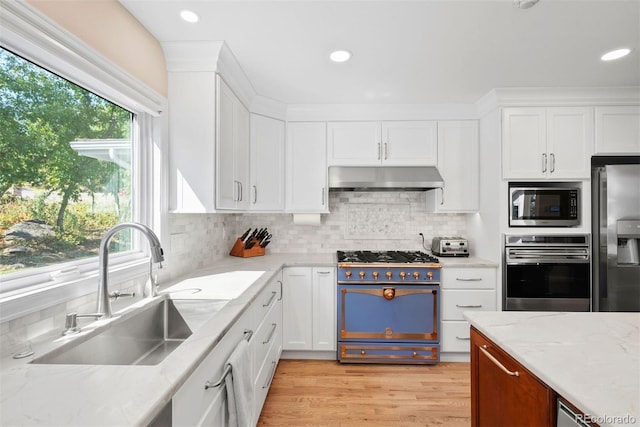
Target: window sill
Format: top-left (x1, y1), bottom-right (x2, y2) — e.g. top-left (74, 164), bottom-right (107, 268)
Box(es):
top-left (0, 257), bottom-right (151, 323)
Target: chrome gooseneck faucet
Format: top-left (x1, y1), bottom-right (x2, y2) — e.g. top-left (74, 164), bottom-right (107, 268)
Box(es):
top-left (96, 222), bottom-right (165, 318)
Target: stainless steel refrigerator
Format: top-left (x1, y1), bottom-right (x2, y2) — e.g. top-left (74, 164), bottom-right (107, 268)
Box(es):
top-left (591, 156), bottom-right (640, 312)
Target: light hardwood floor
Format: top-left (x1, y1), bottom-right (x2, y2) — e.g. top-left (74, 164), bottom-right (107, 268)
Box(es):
top-left (257, 360), bottom-right (471, 426)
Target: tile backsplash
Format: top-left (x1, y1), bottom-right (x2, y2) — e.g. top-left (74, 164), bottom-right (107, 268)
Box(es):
top-left (231, 191), bottom-right (466, 253)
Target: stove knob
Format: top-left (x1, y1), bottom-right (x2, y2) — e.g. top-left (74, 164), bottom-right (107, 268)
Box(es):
top-left (372, 271), bottom-right (379, 280)
top-left (345, 271), bottom-right (352, 279)
top-left (427, 271), bottom-right (434, 280)
top-left (386, 271), bottom-right (392, 280)
top-left (413, 272), bottom-right (420, 280)
top-left (359, 271), bottom-right (366, 279)
top-left (399, 271), bottom-right (406, 280)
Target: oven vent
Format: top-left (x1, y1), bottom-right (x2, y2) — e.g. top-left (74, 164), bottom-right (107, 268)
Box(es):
top-left (328, 166), bottom-right (444, 191)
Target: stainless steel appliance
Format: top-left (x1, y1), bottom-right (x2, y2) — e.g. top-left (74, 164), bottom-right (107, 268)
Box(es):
top-left (509, 184), bottom-right (580, 227)
top-left (591, 156), bottom-right (640, 312)
top-left (504, 235), bottom-right (590, 311)
top-left (431, 237), bottom-right (469, 257)
top-left (336, 250), bottom-right (441, 364)
top-left (328, 166), bottom-right (444, 191)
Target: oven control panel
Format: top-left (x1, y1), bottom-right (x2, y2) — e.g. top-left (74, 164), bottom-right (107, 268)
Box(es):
top-left (338, 267), bottom-right (440, 284)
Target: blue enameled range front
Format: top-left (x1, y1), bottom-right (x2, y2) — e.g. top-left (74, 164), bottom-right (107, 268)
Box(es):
top-left (336, 250), bottom-right (442, 364)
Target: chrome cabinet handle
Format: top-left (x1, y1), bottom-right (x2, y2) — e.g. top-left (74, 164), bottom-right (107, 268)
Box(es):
top-left (253, 185), bottom-right (257, 204)
top-left (204, 330), bottom-right (253, 389)
top-left (480, 345), bottom-right (519, 377)
top-left (321, 187), bottom-right (325, 206)
top-left (317, 271), bottom-right (332, 275)
top-left (456, 304), bottom-right (483, 308)
top-left (263, 323), bottom-right (277, 344)
top-left (377, 142), bottom-right (381, 160)
top-left (550, 153), bottom-right (555, 173)
top-left (277, 280), bottom-right (282, 301)
top-left (541, 153), bottom-right (547, 173)
top-left (238, 181), bottom-right (243, 201)
top-left (384, 142), bottom-right (388, 160)
top-left (456, 277), bottom-right (482, 282)
top-left (262, 361), bottom-right (277, 389)
top-left (440, 186), bottom-right (445, 206)
top-left (455, 336), bottom-right (471, 341)
top-left (263, 291), bottom-right (277, 307)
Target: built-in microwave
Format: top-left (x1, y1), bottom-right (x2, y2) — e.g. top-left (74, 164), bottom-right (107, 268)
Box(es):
top-left (509, 184), bottom-right (580, 227)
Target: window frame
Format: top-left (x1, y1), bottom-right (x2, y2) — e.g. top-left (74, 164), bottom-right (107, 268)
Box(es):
top-left (0, 2), bottom-right (168, 322)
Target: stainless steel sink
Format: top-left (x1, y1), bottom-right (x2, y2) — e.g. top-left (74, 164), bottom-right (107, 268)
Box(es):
top-left (31, 298), bottom-right (227, 366)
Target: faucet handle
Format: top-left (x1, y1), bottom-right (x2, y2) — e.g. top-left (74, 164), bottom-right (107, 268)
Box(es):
top-left (109, 290), bottom-right (136, 301)
top-left (63, 313), bottom-right (80, 335)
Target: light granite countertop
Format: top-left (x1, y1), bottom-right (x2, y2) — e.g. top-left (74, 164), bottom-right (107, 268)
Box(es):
top-left (464, 311), bottom-right (640, 427)
top-left (0, 252), bottom-right (495, 426)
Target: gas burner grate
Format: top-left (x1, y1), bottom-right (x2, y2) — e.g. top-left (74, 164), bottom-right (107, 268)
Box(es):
top-left (337, 250), bottom-right (439, 264)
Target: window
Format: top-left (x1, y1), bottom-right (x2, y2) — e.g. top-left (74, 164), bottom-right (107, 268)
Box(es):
top-left (0, 47), bottom-right (135, 277)
top-left (0, 1), bottom-right (166, 321)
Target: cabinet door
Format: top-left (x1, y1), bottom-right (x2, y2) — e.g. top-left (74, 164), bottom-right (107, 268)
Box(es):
top-left (216, 76), bottom-right (250, 210)
top-left (282, 267), bottom-right (313, 350)
top-left (216, 77), bottom-right (237, 209)
top-left (327, 122), bottom-right (381, 165)
top-left (502, 108), bottom-right (547, 179)
top-left (595, 106), bottom-right (640, 154)
top-left (546, 107), bottom-right (593, 179)
top-left (286, 122), bottom-right (328, 212)
top-left (250, 114), bottom-right (285, 211)
top-left (382, 121), bottom-right (438, 166)
top-left (471, 328), bottom-right (555, 427)
top-left (312, 267), bottom-right (336, 351)
top-left (426, 121), bottom-right (478, 212)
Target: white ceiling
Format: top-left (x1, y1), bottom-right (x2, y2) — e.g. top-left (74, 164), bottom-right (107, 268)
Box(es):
top-left (120, 0), bottom-right (640, 105)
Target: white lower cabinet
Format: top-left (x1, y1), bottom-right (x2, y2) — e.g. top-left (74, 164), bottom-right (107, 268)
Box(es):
top-left (282, 267), bottom-right (336, 352)
top-left (441, 267), bottom-right (496, 353)
top-left (172, 272), bottom-right (282, 426)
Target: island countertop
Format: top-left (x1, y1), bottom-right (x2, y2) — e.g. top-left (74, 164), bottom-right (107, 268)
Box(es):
top-left (464, 311), bottom-right (640, 427)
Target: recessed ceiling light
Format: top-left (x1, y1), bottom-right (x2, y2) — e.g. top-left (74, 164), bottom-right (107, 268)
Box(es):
top-left (329, 50), bottom-right (352, 63)
top-left (180, 10), bottom-right (199, 23)
top-left (601, 48), bottom-right (632, 61)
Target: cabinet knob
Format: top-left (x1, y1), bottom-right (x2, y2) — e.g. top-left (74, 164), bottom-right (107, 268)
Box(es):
top-left (412, 351), bottom-right (418, 358)
top-left (361, 350), bottom-right (366, 356)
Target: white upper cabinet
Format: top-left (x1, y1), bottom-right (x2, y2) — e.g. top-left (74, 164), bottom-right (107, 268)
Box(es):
top-left (216, 76), bottom-right (250, 210)
top-left (250, 114), bottom-right (285, 211)
top-left (327, 121), bottom-right (437, 166)
top-left (502, 107), bottom-right (593, 180)
top-left (426, 120), bottom-right (479, 212)
top-left (286, 122), bottom-right (328, 212)
top-left (595, 106), bottom-right (640, 154)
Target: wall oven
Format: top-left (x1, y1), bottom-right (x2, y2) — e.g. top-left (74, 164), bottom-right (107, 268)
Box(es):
top-left (504, 235), bottom-right (590, 312)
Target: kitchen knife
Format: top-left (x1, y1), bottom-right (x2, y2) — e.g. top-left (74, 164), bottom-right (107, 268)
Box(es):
top-left (240, 228), bottom-right (251, 242)
top-left (245, 240), bottom-right (256, 249)
top-left (260, 240), bottom-right (271, 248)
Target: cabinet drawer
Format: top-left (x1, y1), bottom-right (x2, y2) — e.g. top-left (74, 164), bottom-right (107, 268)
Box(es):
top-left (254, 329), bottom-right (282, 416)
top-left (339, 342), bottom-right (439, 364)
top-left (173, 319), bottom-right (249, 426)
top-left (442, 321), bottom-right (473, 352)
top-left (252, 299), bottom-right (282, 377)
top-left (442, 289), bottom-right (496, 320)
top-left (255, 273), bottom-right (282, 320)
top-left (441, 268), bottom-right (496, 289)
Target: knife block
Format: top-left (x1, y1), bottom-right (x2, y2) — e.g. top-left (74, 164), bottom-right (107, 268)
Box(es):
top-left (229, 238), bottom-right (265, 258)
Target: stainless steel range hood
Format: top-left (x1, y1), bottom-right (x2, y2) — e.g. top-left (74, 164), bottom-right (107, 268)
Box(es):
top-left (328, 166), bottom-right (444, 191)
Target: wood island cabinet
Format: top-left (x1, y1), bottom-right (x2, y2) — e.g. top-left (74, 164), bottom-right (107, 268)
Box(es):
top-left (470, 327), bottom-right (556, 427)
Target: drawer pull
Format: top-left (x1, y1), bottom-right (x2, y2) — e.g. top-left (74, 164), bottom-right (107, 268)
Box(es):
top-left (263, 323), bottom-right (277, 344)
top-left (456, 304), bottom-right (483, 308)
top-left (262, 361), bottom-right (277, 389)
top-left (480, 345), bottom-right (519, 377)
top-left (455, 277), bottom-right (482, 281)
top-left (455, 336), bottom-right (471, 341)
top-left (278, 280), bottom-right (283, 301)
top-left (263, 291), bottom-right (277, 307)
